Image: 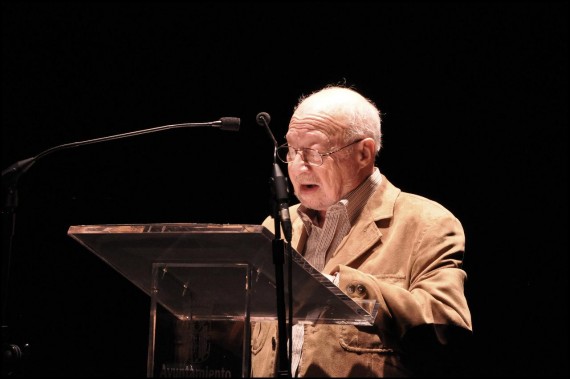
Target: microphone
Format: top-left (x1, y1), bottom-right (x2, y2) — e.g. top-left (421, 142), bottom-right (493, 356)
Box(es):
top-left (2, 117), bottom-right (240, 183)
top-left (256, 112), bottom-right (292, 242)
top-left (256, 111), bottom-right (270, 126)
top-left (256, 112), bottom-right (278, 154)
top-left (188, 117), bottom-right (240, 132)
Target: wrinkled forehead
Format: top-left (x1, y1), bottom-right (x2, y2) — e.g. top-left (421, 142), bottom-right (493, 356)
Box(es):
top-left (286, 112), bottom-right (344, 143)
top-left (286, 88), bottom-right (358, 142)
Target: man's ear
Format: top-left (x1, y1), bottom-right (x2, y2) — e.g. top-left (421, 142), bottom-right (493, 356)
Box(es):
top-left (359, 138), bottom-right (376, 164)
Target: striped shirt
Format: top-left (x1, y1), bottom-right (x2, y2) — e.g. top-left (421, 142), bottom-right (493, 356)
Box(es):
top-left (290, 167), bottom-right (382, 376)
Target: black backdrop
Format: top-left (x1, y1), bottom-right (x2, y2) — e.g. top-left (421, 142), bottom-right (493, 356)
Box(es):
top-left (2, 2), bottom-right (567, 377)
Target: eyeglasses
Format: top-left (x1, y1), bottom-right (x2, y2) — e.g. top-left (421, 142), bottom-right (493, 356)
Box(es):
top-left (276, 139), bottom-right (363, 167)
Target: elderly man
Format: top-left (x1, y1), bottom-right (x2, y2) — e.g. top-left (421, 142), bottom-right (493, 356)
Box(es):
top-left (251, 85), bottom-right (472, 377)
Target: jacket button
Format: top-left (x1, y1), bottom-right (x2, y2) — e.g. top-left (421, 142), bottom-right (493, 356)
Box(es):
top-left (346, 284), bottom-right (355, 294)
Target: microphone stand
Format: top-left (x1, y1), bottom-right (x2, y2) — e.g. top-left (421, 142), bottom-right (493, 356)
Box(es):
top-left (270, 163), bottom-right (292, 378)
top-left (256, 112), bottom-right (292, 377)
top-left (1, 117), bottom-right (240, 375)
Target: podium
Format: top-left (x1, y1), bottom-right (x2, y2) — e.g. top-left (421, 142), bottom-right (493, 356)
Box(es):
top-left (68, 223), bottom-right (379, 377)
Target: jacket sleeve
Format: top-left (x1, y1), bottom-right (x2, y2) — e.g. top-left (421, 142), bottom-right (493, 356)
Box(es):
top-left (334, 212), bottom-right (472, 342)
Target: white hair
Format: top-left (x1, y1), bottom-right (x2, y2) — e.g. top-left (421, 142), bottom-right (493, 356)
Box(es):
top-left (294, 85), bottom-right (383, 154)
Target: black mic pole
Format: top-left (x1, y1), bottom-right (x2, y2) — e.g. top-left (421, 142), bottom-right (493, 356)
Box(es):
top-left (1, 117), bottom-right (240, 376)
top-left (256, 112), bottom-right (292, 378)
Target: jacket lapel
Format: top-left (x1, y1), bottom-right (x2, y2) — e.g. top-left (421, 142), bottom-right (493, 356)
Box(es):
top-left (288, 174), bottom-right (401, 273)
top-left (323, 206), bottom-right (381, 272)
top-left (323, 175), bottom-right (400, 273)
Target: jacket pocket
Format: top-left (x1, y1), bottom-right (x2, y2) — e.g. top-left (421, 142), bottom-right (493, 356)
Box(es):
top-left (338, 325), bottom-right (394, 354)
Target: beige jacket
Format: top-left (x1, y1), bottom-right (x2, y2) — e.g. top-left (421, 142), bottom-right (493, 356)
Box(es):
top-left (251, 174), bottom-right (472, 377)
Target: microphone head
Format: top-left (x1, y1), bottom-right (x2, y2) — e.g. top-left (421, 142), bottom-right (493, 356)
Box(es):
top-left (219, 117), bottom-right (240, 131)
top-left (256, 112), bottom-right (271, 126)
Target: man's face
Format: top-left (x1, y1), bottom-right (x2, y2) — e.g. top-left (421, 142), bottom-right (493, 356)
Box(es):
top-left (285, 120), bottom-right (362, 211)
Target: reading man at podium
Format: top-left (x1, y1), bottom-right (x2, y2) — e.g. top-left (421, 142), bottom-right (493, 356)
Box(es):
top-left (251, 85), bottom-right (472, 377)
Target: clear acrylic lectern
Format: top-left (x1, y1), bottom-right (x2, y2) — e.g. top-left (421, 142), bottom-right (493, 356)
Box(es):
top-left (68, 223), bottom-right (379, 377)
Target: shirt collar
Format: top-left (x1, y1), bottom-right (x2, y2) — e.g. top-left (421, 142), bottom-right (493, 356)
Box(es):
top-left (298, 167), bottom-right (382, 227)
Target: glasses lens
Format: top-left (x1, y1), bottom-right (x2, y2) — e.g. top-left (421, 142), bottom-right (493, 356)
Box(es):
top-left (304, 149), bottom-right (322, 166)
top-left (276, 146), bottom-right (323, 166)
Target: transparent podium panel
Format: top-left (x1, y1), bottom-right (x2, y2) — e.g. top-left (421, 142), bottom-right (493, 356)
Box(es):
top-left (153, 313), bottom-right (245, 378)
top-left (150, 264), bottom-right (250, 378)
top-left (68, 223), bottom-right (379, 377)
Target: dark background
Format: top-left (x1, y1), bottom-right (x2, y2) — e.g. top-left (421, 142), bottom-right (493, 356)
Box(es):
top-left (2, 1), bottom-right (567, 377)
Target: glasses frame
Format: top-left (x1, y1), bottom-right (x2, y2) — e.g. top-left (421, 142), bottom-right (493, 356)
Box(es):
top-left (276, 138), bottom-right (364, 167)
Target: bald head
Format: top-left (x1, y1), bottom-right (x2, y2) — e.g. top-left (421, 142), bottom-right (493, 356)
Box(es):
top-left (291, 86), bottom-right (382, 153)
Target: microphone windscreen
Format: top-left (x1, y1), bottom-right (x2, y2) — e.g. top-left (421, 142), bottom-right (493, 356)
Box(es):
top-left (220, 117), bottom-right (240, 131)
top-left (256, 112), bottom-right (271, 126)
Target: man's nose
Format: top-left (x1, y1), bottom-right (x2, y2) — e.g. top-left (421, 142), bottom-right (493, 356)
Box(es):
top-left (289, 153), bottom-right (311, 171)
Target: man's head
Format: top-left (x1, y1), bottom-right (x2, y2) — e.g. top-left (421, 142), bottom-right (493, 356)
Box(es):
top-left (284, 85), bottom-right (381, 211)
